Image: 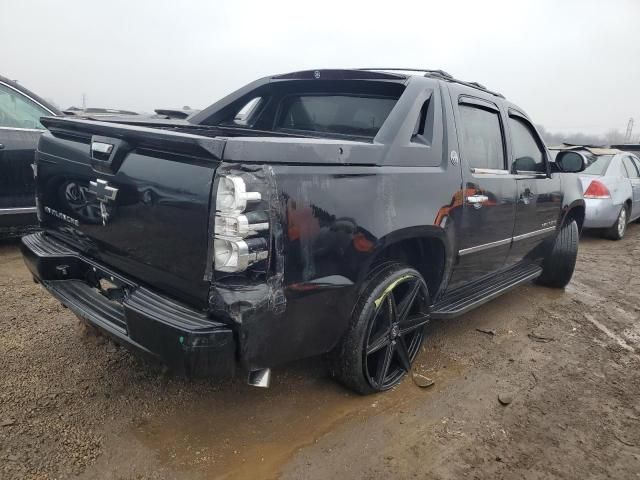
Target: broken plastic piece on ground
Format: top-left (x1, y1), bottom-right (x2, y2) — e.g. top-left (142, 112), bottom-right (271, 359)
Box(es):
top-left (412, 373), bottom-right (435, 388)
top-left (528, 332), bottom-right (555, 343)
top-left (248, 368), bottom-right (271, 388)
top-left (477, 328), bottom-right (496, 336)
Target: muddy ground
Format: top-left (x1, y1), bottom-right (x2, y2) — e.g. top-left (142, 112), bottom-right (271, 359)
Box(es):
top-left (1, 227), bottom-right (640, 480)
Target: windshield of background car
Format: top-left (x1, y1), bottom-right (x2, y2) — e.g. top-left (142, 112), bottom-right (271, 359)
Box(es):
top-left (582, 154), bottom-right (613, 175)
top-left (276, 94), bottom-right (398, 137)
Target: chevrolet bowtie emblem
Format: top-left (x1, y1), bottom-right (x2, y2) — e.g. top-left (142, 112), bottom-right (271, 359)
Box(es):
top-left (89, 179), bottom-right (118, 203)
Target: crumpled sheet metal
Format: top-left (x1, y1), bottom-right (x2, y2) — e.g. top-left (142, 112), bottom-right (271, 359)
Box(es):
top-left (207, 163), bottom-right (286, 324)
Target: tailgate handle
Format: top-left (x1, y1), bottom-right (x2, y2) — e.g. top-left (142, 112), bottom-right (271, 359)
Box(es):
top-left (89, 135), bottom-right (131, 174)
top-left (91, 141), bottom-right (114, 159)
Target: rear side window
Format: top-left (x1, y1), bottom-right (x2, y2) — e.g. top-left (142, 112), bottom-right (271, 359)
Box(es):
top-left (458, 105), bottom-right (505, 170)
top-left (232, 97), bottom-right (263, 126)
top-left (582, 155), bottom-right (612, 175)
top-left (623, 156), bottom-right (640, 179)
top-left (276, 95), bottom-right (397, 137)
top-left (509, 116), bottom-right (545, 173)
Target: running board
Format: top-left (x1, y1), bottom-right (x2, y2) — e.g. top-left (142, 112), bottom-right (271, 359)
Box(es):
top-left (431, 264), bottom-right (542, 319)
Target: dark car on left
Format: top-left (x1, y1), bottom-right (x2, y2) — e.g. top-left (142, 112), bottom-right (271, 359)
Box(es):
top-left (0, 74), bottom-right (61, 236)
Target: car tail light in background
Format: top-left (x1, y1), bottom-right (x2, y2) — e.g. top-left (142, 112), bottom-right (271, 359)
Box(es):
top-left (584, 180), bottom-right (611, 199)
top-left (213, 174), bottom-right (269, 272)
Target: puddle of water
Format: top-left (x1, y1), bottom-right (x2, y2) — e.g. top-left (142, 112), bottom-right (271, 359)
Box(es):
top-left (127, 350), bottom-right (463, 479)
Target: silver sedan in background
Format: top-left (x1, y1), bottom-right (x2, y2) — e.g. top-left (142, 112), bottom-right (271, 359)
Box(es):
top-left (550, 146), bottom-right (640, 240)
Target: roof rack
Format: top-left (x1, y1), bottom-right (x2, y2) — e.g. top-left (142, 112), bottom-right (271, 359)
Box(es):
top-left (357, 68), bottom-right (453, 79)
top-left (357, 68), bottom-right (504, 99)
top-left (272, 69), bottom-right (406, 81)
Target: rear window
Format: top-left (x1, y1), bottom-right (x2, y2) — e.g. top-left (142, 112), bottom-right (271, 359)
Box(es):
top-left (583, 155), bottom-right (613, 175)
top-left (276, 94), bottom-right (397, 137)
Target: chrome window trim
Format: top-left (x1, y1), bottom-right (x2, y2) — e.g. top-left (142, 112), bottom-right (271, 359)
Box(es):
top-left (458, 237), bottom-right (511, 256)
top-left (0, 81), bottom-right (56, 125)
top-left (0, 207), bottom-right (37, 216)
top-left (459, 226), bottom-right (556, 256)
top-left (513, 171), bottom-right (548, 177)
top-left (512, 226), bottom-right (556, 242)
top-left (0, 126), bottom-right (44, 133)
top-left (0, 80), bottom-right (57, 116)
top-left (470, 168), bottom-right (511, 175)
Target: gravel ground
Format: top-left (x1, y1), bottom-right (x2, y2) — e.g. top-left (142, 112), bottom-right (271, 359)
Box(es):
top-left (1, 227), bottom-right (640, 479)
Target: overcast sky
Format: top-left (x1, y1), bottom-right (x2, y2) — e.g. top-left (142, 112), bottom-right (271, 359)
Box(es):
top-left (2, 0), bottom-right (639, 135)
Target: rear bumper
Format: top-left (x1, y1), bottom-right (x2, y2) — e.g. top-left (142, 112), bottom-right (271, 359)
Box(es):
top-left (584, 198), bottom-right (621, 229)
top-left (21, 232), bottom-right (236, 379)
top-left (0, 207), bottom-right (38, 236)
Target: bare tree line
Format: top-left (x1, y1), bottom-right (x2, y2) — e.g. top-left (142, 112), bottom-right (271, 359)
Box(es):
top-left (536, 125), bottom-right (635, 147)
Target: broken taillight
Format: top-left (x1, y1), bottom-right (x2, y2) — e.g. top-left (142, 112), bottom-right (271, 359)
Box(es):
top-left (211, 172), bottom-right (270, 273)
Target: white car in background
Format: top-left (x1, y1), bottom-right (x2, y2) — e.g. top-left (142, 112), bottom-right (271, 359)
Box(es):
top-left (551, 145), bottom-right (640, 240)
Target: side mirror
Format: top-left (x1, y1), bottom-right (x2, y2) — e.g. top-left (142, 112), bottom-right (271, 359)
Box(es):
top-left (554, 151), bottom-right (587, 173)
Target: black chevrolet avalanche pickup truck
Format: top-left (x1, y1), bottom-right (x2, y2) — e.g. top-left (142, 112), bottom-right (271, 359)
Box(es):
top-left (22, 69), bottom-right (587, 394)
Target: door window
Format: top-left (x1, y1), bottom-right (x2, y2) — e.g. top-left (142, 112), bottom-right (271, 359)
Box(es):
top-left (622, 156), bottom-right (639, 179)
top-left (509, 116), bottom-right (545, 173)
top-left (0, 83), bottom-right (49, 130)
top-left (458, 104), bottom-right (505, 170)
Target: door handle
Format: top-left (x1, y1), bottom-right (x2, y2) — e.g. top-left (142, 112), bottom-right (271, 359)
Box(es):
top-left (0, 143), bottom-right (4, 150)
top-left (467, 194), bottom-right (489, 204)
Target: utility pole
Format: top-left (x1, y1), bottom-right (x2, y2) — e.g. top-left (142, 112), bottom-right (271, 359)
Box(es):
top-left (82, 93), bottom-right (87, 110)
top-left (624, 117), bottom-right (634, 143)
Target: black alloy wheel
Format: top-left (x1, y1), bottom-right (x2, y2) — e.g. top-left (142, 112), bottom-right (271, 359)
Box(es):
top-left (328, 264), bottom-right (430, 394)
top-left (363, 274), bottom-right (428, 390)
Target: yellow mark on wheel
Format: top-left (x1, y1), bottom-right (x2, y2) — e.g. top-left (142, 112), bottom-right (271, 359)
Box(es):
top-left (374, 275), bottom-right (413, 309)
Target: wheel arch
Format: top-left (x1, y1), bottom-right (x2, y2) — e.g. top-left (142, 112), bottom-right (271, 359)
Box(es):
top-left (357, 226), bottom-right (451, 302)
top-left (560, 199), bottom-right (586, 232)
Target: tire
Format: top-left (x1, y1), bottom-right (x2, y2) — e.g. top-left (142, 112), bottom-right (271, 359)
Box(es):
top-left (537, 219), bottom-right (579, 288)
top-left (603, 205), bottom-right (628, 240)
top-left (328, 263), bottom-right (430, 395)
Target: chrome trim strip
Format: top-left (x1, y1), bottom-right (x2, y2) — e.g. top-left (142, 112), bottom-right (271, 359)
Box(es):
top-left (471, 168), bottom-right (511, 175)
top-left (459, 237), bottom-right (512, 256)
top-left (459, 226), bottom-right (556, 256)
top-left (0, 207), bottom-right (37, 216)
top-left (0, 126), bottom-right (44, 133)
top-left (512, 226), bottom-right (556, 242)
top-left (514, 171), bottom-right (548, 177)
top-left (0, 81), bottom-right (57, 116)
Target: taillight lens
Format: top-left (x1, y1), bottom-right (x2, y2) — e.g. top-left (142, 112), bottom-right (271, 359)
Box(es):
top-left (214, 212), bottom-right (269, 238)
top-left (212, 174), bottom-right (269, 273)
top-left (216, 176), bottom-right (261, 214)
top-left (584, 180), bottom-right (611, 199)
top-left (214, 237), bottom-right (269, 272)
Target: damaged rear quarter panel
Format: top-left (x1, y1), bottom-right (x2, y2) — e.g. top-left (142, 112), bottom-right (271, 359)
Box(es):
top-left (213, 162), bottom-right (459, 370)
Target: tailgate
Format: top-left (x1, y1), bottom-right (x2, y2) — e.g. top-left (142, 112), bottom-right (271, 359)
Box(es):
top-left (36, 117), bottom-right (224, 308)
